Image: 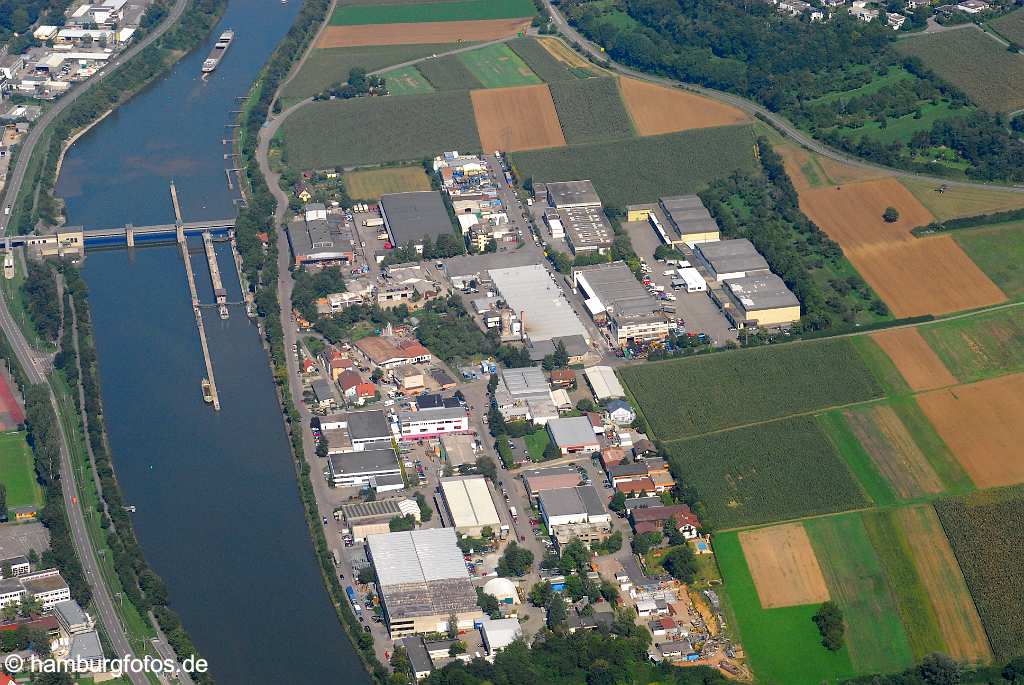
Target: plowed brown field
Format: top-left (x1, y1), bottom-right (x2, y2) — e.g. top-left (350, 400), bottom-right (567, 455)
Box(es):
top-left (618, 77), bottom-right (749, 136)
top-left (739, 523), bottom-right (830, 609)
top-left (471, 84), bottom-right (565, 152)
top-left (897, 505), bottom-right (991, 663)
top-left (916, 373), bottom-right (1024, 488)
top-left (317, 18), bottom-right (530, 47)
top-left (799, 179), bottom-right (1006, 317)
top-left (872, 327), bottom-right (957, 391)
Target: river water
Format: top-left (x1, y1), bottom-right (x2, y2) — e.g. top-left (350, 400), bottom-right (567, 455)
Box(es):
top-left (54, 2), bottom-right (371, 683)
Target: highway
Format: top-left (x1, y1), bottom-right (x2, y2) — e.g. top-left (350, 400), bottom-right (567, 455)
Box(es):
top-left (0, 0), bottom-right (192, 682)
top-left (0, 0), bottom-right (191, 235)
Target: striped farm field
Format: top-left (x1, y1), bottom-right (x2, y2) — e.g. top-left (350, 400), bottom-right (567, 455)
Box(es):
top-left (618, 76), bottom-right (749, 135)
top-left (471, 84), bottom-right (565, 152)
top-left (917, 307), bottom-right (1024, 383)
top-left (458, 43), bottom-right (539, 88)
top-left (548, 77), bottom-right (635, 144)
top-left (954, 223), bottom-right (1024, 300)
top-left (330, 0), bottom-right (535, 25)
top-left (508, 37), bottom-right (593, 82)
top-left (896, 505), bottom-right (991, 663)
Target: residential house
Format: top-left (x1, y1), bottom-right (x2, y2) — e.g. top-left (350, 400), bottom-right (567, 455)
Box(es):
top-left (354, 336), bottom-right (432, 370)
top-left (630, 504), bottom-right (702, 539)
top-left (605, 399), bottom-right (636, 426)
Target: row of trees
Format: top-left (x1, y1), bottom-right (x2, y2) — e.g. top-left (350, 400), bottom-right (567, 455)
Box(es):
top-left (314, 67), bottom-right (385, 101)
top-left (22, 259), bottom-right (60, 343)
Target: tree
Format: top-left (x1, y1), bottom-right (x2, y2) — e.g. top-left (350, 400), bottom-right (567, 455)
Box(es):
top-left (476, 588), bottom-right (501, 619)
top-left (593, 530), bottom-right (622, 555)
top-left (357, 566), bottom-right (375, 585)
top-left (528, 581), bottom-right (553, 607)
top-left (608, 491), bottom-right (626, 513)
top-left (414, 491), bottom-right (433, 522)
top-left (448, 640), bottom-right (467, 656)
top-left (1002, 656), bottom-right (1024, 683)
top-left (315, 434), bottom-right (329, 458)
top-left (475, 456), bottom-right (497, 483)
top-left (919, 653), bottom-right (961, 685)
top-left (662, 545), bottom-right (697, 583)
top-left (576, 398), bottom-right (595, 413)
top-left (545, 592), bottom-right (567, 629)
top-left (882, 206), bottom-right (900, 223)
top-left (812, 601), bottom-right (845, 651)
top-left (389, 514), bottom-right (416, 532)
top-left (552, 340), bottom-right (569, 369)
top-left (542, 439), bottom-right (561, 461)
top-left (631, 531), bottom-right (663, 555)
top-left (559, 538), bottom-right (591, 575)
top-left (447, 611), bottom-right (459, 639)
top-left (497, 543), bottom-right (535, 577)
top-left (390, 646), bottom-right (412, 680)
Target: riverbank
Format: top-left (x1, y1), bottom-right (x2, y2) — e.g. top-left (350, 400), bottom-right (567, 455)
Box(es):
top-left (52, 108), bottom-right (112, 190)
top-left (232, 0), bottom-right (387, 681)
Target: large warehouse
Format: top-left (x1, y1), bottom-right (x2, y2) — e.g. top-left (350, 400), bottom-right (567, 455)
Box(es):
top-left (489, 264), bottom-right (589, 344)
top-left (659, 196), bottom-right (720, 247)
top-left (545, 180), bottom-right (601, 208)
top-left (572, 261), bottom-right (671, 348)
top-left (720, 273), bottom-right (801, 329)
top-left (693, 239), bottom-right (770, 282)
top-left (379, 191), bottom-right (455, 252)
top-left (366, 528), bottom-right (483, 637)
top-left (537, 485), bottom-right (611, 547)
top-left (438, 476), bottom-right (501, 536)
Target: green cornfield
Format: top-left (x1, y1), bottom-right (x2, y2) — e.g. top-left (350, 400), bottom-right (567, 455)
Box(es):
top-left (548, 77), bottom-right (635, 144)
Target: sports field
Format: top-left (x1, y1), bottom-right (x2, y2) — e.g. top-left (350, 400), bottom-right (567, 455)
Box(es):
top-left (510, 124), bottom-right (757, 207)
top-left (805, 514), bottom-right (914, 674)
top-left (954, 223), bottom-right (1024, 299)
top-left (917, 307), bottom-right (1024, 383)
top-left (345, 166), bottom-right (431, 200)
top-left (666, 417), bottom-right (868, 529)
top-left (619, 338), bottom-right (882, 440)
top-left (0, 432), bottom-right (42, 510)
top-left (916, 373), bottom-right (1024, 489)
top-left (0, 374), bottom-right (24, 431)
top-left (548, 77), bottom-right (635, 144)
top-left (618, 77), bottom-right (749, 135)
top-left (281, 91), bottom-right (481, 168)
top-left (895, 28), bottom-right (1024, 112)
top-left (317, 19), bottom-right (530, 47)
top-left (798, 179), bottom-right (1006, 317)
top-left (280, 43), bottom-right (463, 103)
top-left (382, 65), bottom-right (433, 95)
top-left (331, 0), bottom-right (534, 25)
top-left (871, 327), bottom-right (956, 392)
top-left (458, 43), bottom-right (539, 88)
top-left (471, 84), bottom-right (565, 152)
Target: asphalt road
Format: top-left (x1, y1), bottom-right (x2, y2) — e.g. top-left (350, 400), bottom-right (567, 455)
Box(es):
top-left (0, 0), bottom-right (192, 236)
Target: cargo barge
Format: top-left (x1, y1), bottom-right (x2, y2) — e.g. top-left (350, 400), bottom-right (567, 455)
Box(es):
top-left (201, 30), bottom-right (234, 74)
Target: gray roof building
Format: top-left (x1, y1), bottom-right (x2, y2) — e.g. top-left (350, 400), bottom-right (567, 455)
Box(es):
top-left (538, 485), bottom-right (606, 519)
top-left (346, 410), bottom-right (393, 442)
top-left (546, 180), bottom-right (601, 208)
top-left (287, 216), bottom-right (355, 265)
top-left (489, 265), bottom-right (589, 343)
top-left (527, 334), bottom-right (589, 362)
top-left (328, 448), bottom-right (400, 482)
top-left (499, 366), bottom-right (549, 401)
top-left (725, 274), bottom-right (800, 312)
top-left (68, 630), bottom-right (103, 663)
top-left (337, 498), bottom-right (406, 522)
top-left (694, 239), bottom-right (770, 281)
top-left (380, 191), bottom-right (455, 248)
top-left (547, 416), bottom-right (600, 450)
top-left (659, 195), bottom-right (720, 240)
top-left (398, 636), bottom-right (433, 678)
top-left (561, 205), bottom-right (614, 254)
top-left (573, 262), bottom-right (661, 322)
top-left (53, 599), bottom-right (91, 634)
top-left (622, 495), bottom-right (664, 511)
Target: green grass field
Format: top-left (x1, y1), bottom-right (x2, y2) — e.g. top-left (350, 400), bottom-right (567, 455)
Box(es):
top-left (507, 37), bottom-right (584, 82)
top-left (862, 509), bottom-right (947, 660)
top-left (715, 531), bottom-right (856, 685)
top-left (811, 67), bottom-right (915, 105)
top-left (345, 166), bottom-right (432, 200)
top-left (417, 55), bottom-right (483, 90)
top-left (281, 91), bottom-right (481, 168)
top-left (895, 28), bottom-right (1024, 112)
top-left (548, 77), bottom-right (635, 144)
top-left (523, 430), bottom-right (550, 461)
top-left (619, 338), bottom-right (883, 441)
top-left (457, 43), bottom-right (539, 88)
top-left (382, 65), bottom-right (434, 95)
top-left (918, 307), bottom-right (1024, 383)
top-left (817, 410), bottom-right (897, 508)
top-left (954, 222), bottom-right (1024, 299)
top-left (510, 124), bottom-right (757, 209)
top-left (330, 0), bottom-right (535, 25)
top-left (835, 101), bottom-right (968, 145)
top-left (666, 417), bottom-right (868, 529)
top-left (989, 8), bottom-right (1024, 45)
top-left (0, 432), bottom-right (42, 511)
top-left (805, 514), bottom-right (914, 674)
top-left (280, 43), bottom-right (463, 103)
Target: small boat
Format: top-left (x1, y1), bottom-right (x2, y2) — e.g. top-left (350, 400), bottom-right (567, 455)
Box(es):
top-left (3, 252), bottom-right (14, 280)
top-left (201, 378), bottom-right (213, 403)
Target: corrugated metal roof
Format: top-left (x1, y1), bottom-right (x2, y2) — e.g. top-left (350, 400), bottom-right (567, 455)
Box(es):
top-left (440, 476), bottom-right (501, 529)
top-left (367, 528), bottom-right (468, 588)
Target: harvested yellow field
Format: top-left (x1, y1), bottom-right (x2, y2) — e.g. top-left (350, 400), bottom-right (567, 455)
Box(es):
top-left (900, 177), bottom-right (1024, 222)
top-left (618, 77), bottom-right (749, 136)
top-left (739, 523), bottom-right (830, 609)
top-left (538, 36), bottom-right (603, 73)
top-left (471, 84), bottom-right (566, 152)
top-left (872, 327), bottom-right (957, 391)
top-left (317, 19), bottom-right (530, 47)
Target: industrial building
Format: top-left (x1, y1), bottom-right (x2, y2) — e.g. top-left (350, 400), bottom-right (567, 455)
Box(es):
top-left (334, 409), bottom-right (395, 451)
top-left (379, 191), bottom-right (456, 252)
top-left (397, 636), bottom-right (434, 679)
top-left (582, 366), bottom-right (625, 401)
top-left (439, 434), bottom-right (479, 467)
top-left (479, 617), bottom-right (523, 656)
top-left (397, 406), bottom-right (470, 440)
top-left (438, 476), bottom-right (501, 536)
top-left (659, 196), bottom-right (720, 246)
top-left (719, 273), bottom-right (801, 329)
top-left (336, 498), bottom-right (421, 540)
top-left (545, 180), bottom-right (602, 208)
top-left (522, 465), bottom-right (585, 499)
top-left (488, 265), bottom-right (589, 344)
top-left (537, 485), bottom-right (611, 547)
top-left (326, 447), bottom-right (402, 488)
top-left (572, 262), bottom-right (671, 348)
top-left (493, 365), bottom-right (558, 425)
top-left (693, 239), bottom-right (770, 282)
top-left (286, 203), bottom-right (356, 267)
top-left (354, 336), bottom-right (432, 370)
top-left (547, 416), bottom-right (602, 456)
top-left (544, 180), bottom-right (613, 255)
top-left (366, 528), bottom-right (484, 637)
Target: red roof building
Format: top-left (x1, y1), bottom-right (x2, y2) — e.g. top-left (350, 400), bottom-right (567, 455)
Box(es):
top-left (302, 358), bottom-right (316, 373)
top-left (631, 504), bottom-right (702, 539)
top-left (615, 478), bottom-right (656, 497)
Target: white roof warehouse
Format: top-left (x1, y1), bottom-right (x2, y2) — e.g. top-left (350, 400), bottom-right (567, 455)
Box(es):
top-left (438, 476), bottom-right (501, 536)
top-left (489, 264), bottom-right (589, 344)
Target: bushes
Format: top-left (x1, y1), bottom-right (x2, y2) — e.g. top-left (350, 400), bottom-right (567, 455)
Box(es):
top-left (813, 601), bottom-right (846, 651)
top-left (22, 260), bottom-right (60, 342)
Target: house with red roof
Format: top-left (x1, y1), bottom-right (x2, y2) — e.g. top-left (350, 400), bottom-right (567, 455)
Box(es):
top-left (630, 504), bottom-right (702, 539)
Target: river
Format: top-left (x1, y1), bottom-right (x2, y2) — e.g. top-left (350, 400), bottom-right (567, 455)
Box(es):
top-left (53, 1), bottom-right (371, 684)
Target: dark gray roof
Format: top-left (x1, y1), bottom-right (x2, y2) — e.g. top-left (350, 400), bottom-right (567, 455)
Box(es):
top-left (622, 496), bottom-right (663, 511)
top-left (380, 191), bottom-right (454, 247)
top-left (328, 448), bottom-right (399, 476)
top-left (287, 217), bottom-right (354, 261)
top-left (398, 636), bottom-right (433, 674)
top-left (546, 180), bottom-right (601, 207)
top-left (69, 631), bottom-right (103, 661)
top-left (574, 261), bottom-right (660, 318)
top-left (726, 273), bottom-right (800, 311)
top-left (539, 485), bottom-right (605, 518)
top-left (347, 410), bottom-right (391, 440)
top-left (696, 239), bottom-right (769, 276)
top-left (337, 498), bottom-right (404, 521)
